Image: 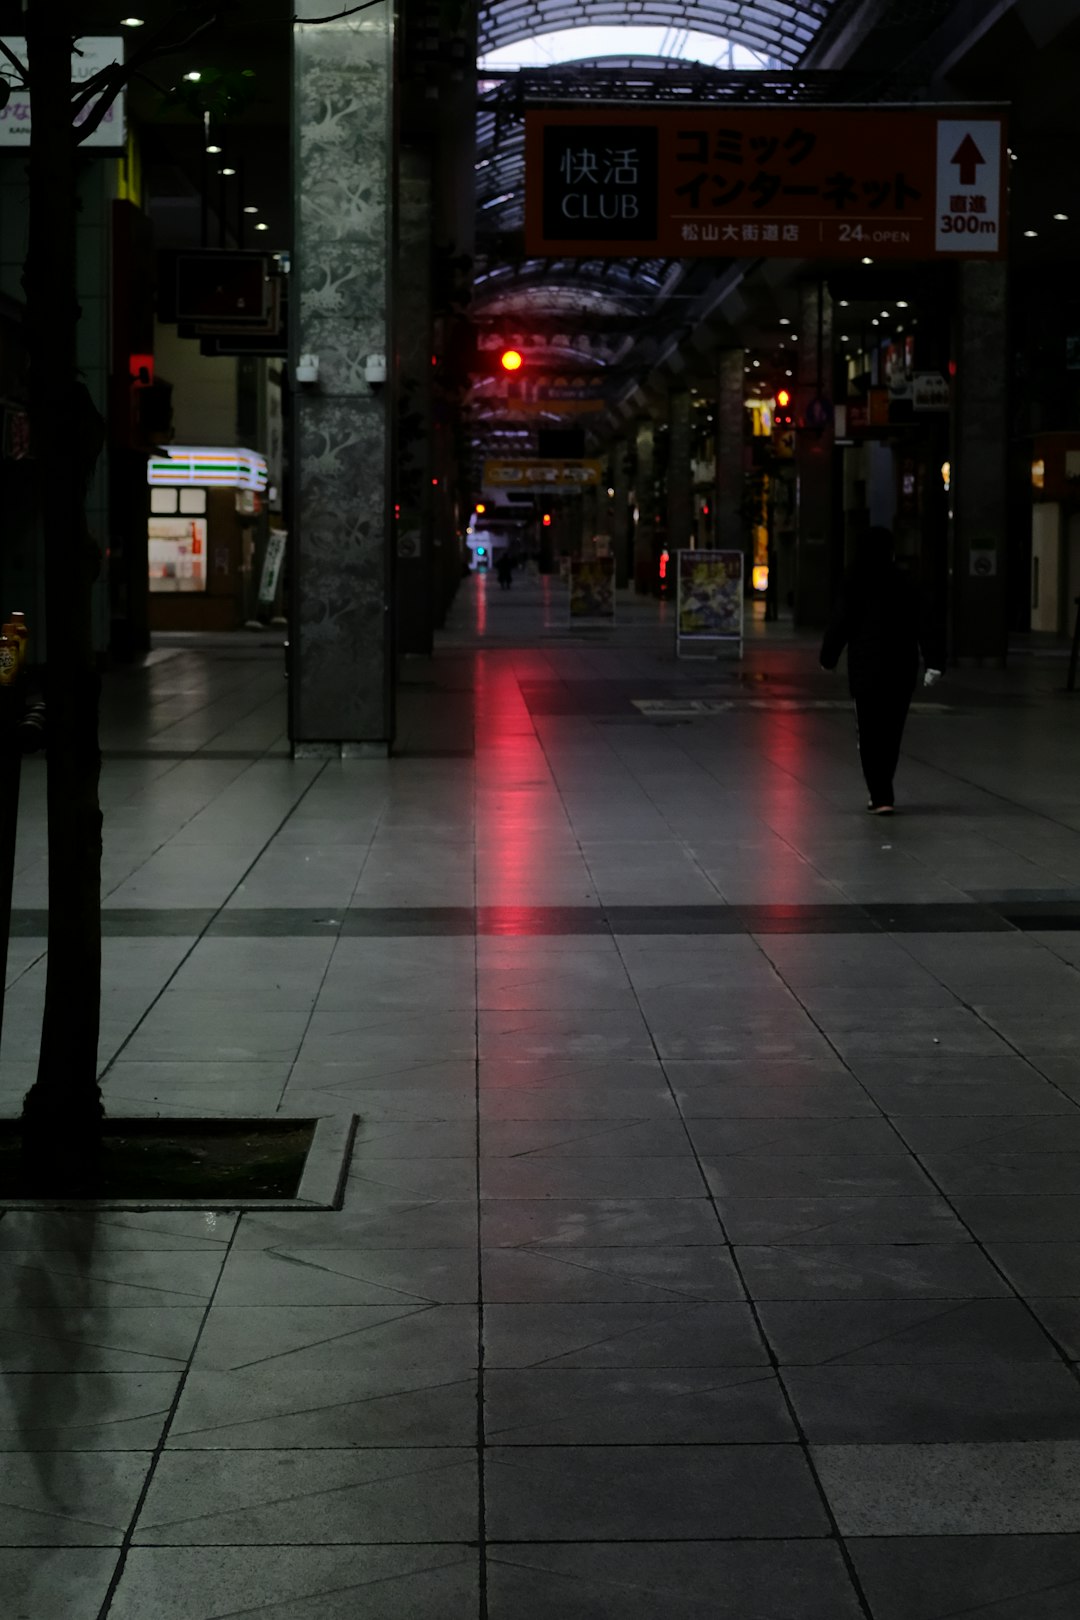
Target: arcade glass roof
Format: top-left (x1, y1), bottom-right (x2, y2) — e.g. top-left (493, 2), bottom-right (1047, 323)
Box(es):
top-left (477, 3), bottom-right (836, 68)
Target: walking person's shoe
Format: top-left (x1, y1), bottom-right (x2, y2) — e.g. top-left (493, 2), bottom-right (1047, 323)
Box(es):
top-left (867, 801), bottom-right (894, 814)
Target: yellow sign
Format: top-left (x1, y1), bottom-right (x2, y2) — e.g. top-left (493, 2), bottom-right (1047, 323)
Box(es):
top-left (483, 459), bottom-right (602, 489)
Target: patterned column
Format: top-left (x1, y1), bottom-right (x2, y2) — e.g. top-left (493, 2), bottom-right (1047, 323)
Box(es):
top-left (611, 439), bottom-right (631, 588)
top-left (952, 259), bottom-right (1008, 660)
top-left (395, 145), bottom-right (435, 657)
top-left (667, 389), bottom-right (693, 554)
top-left (291, 2), bottom-right (394, 753)
top-left (715, 349), bottom-right (745, 553)
top-left (633, 421), bottom-right (656, 593)
top-left (794, 280), bottom-right (836, 627)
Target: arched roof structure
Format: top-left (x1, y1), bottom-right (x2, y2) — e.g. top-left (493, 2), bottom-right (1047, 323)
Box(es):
top-left (469, 2), bottom-right (848, 460)
top-left (478, 3), bottom-right (834, 67)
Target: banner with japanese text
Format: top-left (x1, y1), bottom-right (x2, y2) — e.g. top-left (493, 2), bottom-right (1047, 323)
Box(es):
top-left (677, 550), bottom-right (744, 657)
top-left (569, 557), bottom-right (616, 626)
top-left (526, 109), bottom-right (1006, 261)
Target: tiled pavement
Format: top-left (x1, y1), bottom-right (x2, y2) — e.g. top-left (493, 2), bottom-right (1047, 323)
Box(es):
top-left (5, 585), bottom-right (1080, 1616)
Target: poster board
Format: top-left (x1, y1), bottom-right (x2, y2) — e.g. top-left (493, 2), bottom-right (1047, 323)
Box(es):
top-left (569, 557), bottom-right (616, 627)
top-left (676, 549), bottom-right (743, 658)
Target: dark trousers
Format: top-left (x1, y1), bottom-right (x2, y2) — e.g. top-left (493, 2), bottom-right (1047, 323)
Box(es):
top-left (853, 682), bottom-right (913, 807)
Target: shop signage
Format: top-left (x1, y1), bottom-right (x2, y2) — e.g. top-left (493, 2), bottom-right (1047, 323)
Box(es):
top-left (147, 447), bottom-right (269, 492)
top-left (483, 458), bottom-right (602, 489)
top-left (258, 529), bottom-right (288, 608)
top-left (0, 37), bottom-right (126, 149)
top-left (569, 557), bottom-right (616, 626)
top-left (676, 550), bottom-right (744, 658)
top-left (912, 372), bottom-right (951, 411)
top-left (503, 376), bottom-right (607, 415)
top-left (526, 108), bottom-right (1006, 261)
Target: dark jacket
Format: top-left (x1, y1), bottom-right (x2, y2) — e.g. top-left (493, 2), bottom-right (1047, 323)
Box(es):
top-left (820, 560), bottom-right (944, 691)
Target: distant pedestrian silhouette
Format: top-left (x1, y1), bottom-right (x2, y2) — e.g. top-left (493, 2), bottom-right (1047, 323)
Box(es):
top-left (495, 553), bottom-right (514, 590)
top-left (820, 526), bottom-right (944, 813)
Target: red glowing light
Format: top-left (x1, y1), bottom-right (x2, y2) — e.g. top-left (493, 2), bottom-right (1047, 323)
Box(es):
top-left (542, 513), bottom-right (552, 527)
top-left (501, 349), bottom-right (524, 373)
top-left (776, 388), bottom-right (791, 407)
top-left (659, 548), bottom-right (669, 580)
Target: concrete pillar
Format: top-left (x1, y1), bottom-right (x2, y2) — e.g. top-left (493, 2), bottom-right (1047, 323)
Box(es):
top-left (952, 259), bottom-right (1009, 661)
top-left (714, 350), bottom-right (745, 553)
top-left (395, 144), bottom-right (434, 657)
top-left (794, 281), bottom-right (836, 627)
top-left (612, 439), bottom-right (631, 587)
top-left (667, 389), bottom-right (693, 555)
top-left (633, 421), bottom-right (656, 592)
top-left (291, 1), bottom-right (394, 753)
top-left (579, 483), bottom-right (597, 554)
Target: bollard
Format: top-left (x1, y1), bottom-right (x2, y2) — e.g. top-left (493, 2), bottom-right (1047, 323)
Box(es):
top-left (1069, 597), bottom-right (1080, 694)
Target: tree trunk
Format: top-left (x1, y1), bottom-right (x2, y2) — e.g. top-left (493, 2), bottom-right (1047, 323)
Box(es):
top-left (20, 1), bottom-right (107, 1182)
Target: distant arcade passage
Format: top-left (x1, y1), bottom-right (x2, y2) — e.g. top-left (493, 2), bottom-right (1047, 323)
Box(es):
top-left (527, 107), bottom-right (1007, 260)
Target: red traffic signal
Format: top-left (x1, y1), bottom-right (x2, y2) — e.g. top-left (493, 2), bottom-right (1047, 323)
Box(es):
top-left (542, 513), bottom-right (552, 527)
top-left (501, 349), bottom-right (524, 373)
top-left (773, 387), bottom-right (795, 429)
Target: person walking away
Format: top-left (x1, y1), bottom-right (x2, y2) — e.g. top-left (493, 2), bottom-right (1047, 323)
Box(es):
top-left (820, 526), bottom-right (944, 814)
top-left (495, 552), bottom-right (514, 590)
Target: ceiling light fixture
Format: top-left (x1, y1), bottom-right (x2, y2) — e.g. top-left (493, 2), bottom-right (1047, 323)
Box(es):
top-left (206, 144), bottom-right (222, 154)
top-left (220, 167), bottom-right (236, 176)
top-left (120, 16), bottom-right (145, 25)
top-left (778, 317), bottom-right (791, 326)
top-left (243, 205), bottom-right (258, 214)
top-left (255, 222), bottom-right (270, 232)
top-left (183, 70), bottom-right (202, 82)
top-left (1055, 213), bottom-right (1069, 221)
top-left (838, 299), bottom-right (849, 307)
top-left (1024, 229), bottom-right (1038, 237)
top-left (861, 255), bottom-right (873, 265)
top-left (895, 300), bottom-right (909, 308)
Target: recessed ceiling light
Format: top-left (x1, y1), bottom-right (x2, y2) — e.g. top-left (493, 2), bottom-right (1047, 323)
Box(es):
top-left (255, 222), bottom-right (270, 232)
top-left (243, 205), bottom-right (258, 214)
top-left (220, 167), bottom-right (236, 176)
top-left (206, 144), bottom-right (222, 154)
top-left (896, 300), bottom-right (909, 308)
top-left (1024, 229), bottom-right (1038, 237)
top-left (752, 359), bottom-right (760, 367)
top-left (1055, 213), bottom-right (1069, 221)
top-left (838, 299), bottom-right (849, 307)
top-left (120, 16), bottom-right (145, 25)
top-left (871, 318), bottom-right (880, 325)
top-left (861, 256), bottom-right (873, 265)
top-left (784, 368), bottom-right (793, 377)
top-left (880, 310), bottom-right (890, 318)
top-left (778, 317), bottom-right (791, 326)
top-left (790, 334), bottom-right (798, 341)
top-left (840, 334), bottom-right (849, 341)
top-left (183, 71), bottom-right (202, 82)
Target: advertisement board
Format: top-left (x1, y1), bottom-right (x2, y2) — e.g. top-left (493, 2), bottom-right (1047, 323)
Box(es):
top-left (569, 557), bottom-right (616, 627)
top-left (483, 458), bottom-right (602, 489)
top-left (0, 37), bottom-right (126, 149)
top-left (526, 108), bottom-right (1006, 262)
top-left (676, 550), bottom-right (744, 658)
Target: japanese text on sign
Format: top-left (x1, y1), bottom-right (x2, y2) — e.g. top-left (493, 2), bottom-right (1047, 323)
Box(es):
top-left (526, 109), bottom-right (1006, 262)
